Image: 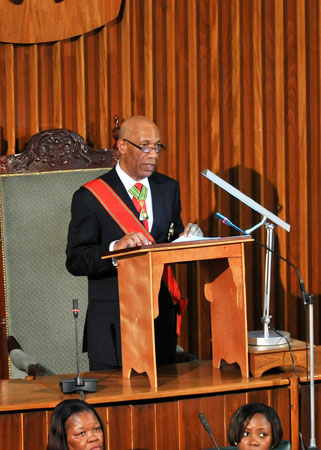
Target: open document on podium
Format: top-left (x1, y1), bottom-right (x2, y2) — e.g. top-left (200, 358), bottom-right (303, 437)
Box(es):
top-left (173, 235), bottom-right (220, 243)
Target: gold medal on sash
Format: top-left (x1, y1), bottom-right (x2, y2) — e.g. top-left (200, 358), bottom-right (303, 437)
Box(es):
top-left (139, 208), bottom-right (148, 221)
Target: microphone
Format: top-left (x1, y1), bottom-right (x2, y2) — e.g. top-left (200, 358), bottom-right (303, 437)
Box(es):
top-left (60, 299), bottom-right (97, 400)
top-left (215, 212), bottom-right (309, 304)
top-left (215, 212), bottom-right (250, 236)
top-left (199, 413), bottom-right (220, 450)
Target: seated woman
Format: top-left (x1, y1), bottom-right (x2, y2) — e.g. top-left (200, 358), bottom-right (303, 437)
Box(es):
top-left (227, 403), bottom-right (283, 450)
top-left (47, 399), bottom-right (105, 450)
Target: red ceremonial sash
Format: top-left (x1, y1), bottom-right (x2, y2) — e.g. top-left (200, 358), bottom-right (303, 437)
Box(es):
top-left (84, 177), bottom-right (187, 335)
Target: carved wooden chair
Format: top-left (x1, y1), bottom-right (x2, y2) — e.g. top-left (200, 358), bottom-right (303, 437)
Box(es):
top-left (0, 126), bottom-right (119, 379)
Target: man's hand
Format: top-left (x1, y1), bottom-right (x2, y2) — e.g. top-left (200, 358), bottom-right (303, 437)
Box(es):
top-left (114, 232), bottom-right (152, 250)
top-left (182, 223), bottom-right (203, 237)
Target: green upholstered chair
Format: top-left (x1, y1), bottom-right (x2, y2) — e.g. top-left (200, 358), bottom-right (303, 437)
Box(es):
top-left (0, 129), bottom-right (116, 378)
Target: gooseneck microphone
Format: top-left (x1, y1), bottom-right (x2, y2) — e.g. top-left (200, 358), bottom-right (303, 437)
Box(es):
top-left (60, 299), bottom-right (97, 401)
top-left (199, 413), bottom-right (220, 450)
top-left (215, 212), bottom-right (309, 304)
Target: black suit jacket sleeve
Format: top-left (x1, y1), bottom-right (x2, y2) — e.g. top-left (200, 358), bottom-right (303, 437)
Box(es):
top-left (66, 186), bottom-right (115, 277)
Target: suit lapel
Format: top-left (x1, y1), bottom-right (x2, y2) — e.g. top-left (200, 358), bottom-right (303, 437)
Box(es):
top-left (149, 174), bottom-right (164, 236)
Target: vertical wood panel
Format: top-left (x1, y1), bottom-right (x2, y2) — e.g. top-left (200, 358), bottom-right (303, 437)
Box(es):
top-left (121, 0), bottom-right (131, 119)
top-left (179, 397), bottom-right (203, 450)
top-left (29, 45), bottom-right (39, 136)
top-left (0, 413), bottom-right (22, 449)
top-left (107, 405), bottom-right (132, 450)
top-left (23, 411), bottom-right (48, 450)
top-left (144, 0), bottom-right (153, 119)
top-left (52, 42), bottom-right (63, 129)
top-left (274, 0), bottom-right (288, 331)
top-left (75, 36), bottom-right (86, 137)
top-left (165, 0), bottom-right (177, 179)
top-left (132, 403), bottom-right (155, 450)
top-left (155, 401), bottom-right (179, 449)
top-left (3, 44), bottom-right (15, 154)
top-left (98, 27), bottom-right (109, 148)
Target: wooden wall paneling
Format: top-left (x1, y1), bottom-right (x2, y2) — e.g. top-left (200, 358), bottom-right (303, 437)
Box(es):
top-left (108, 17), bottom-right (123, 132)
top-left (165, 0), bottom-right (177, 180)
top-left (197, 0), bottom-right (213, 360)
top-left (252, 0), bottom-right (265, 329)
top-left (270, 387), bottom-right (291, 441)
top-left (155, 401), bottom-right (179, 450)
top-left (14, 45), bottom-right (34, 150)
top-left (144, 0), bottom-right (154, 120)
top-left (52, 42), bottom-right (63, 129)
top-left (98, 26), bottom-right (110, 149)
top-left (288, 376), bottom-right (299, 448)
top-left (84, 29), bottom-right (106, 147)
top-left (274, 0), bottom-right (288, 332)
top-left (94, 406), bottom-right (108, 448)
top-left (22, 410), bottom-right (48, 450)
top-left (132, 403), bottom-right (156, 450)
top-left (224, 391), bottom-right (247, 436)
top-left (295, 0), bottom-right (311, 342)
top-left (240, 0), bottom-right (256, 332)
top-left (107, 404), bottom-right (132, 450)
top-left (209, 0), bottom-right (221, 225)
top-left (296, 0), bottom-right (308, 293)
top-left (2, 44), bottom-right (15, 155)
top-left (285, 0), bottom-right (303, 341)
top-left (29, 45), bottom-right (39, 138)
top-left (131, 0), bottom-right (145, 116)
top-left (120, 0), bottom-right (132, 120)
top-left (231, 0), bottom-right (241, 173)
top-left (0, 412), bottom-right (22, 450)
top-left (75, 36), bottom-right (86, 138)
top-left (200, 395), bottom-right (225, 447)
top-left (306, 0), bottom-right (321, 341)
top-left (187, 0), bottom-right (199, 225)
top-left (175, 2), bottom-right (189, 227)
top-left (153, 0), bottom-right (166, 172)
top-left (262, 0), bottom-right (278, 325)
top-left (178, 397), bottom-right (203, 450)
top-left (38, 44), bottom-right (54, 130)
top-left (61, 40), bottom-right (78, 133)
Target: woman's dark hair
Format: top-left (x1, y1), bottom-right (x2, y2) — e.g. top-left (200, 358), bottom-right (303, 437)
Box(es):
top-left (47, 399), bottom-right (105, 450)
top-left (227, 403), bottom-right (283, 448)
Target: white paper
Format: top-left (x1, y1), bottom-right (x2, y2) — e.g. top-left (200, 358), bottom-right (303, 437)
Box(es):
top-left (173, 235), bottom-right (219, 243)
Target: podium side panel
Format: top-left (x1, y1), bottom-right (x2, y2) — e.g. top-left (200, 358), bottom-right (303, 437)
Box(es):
top-left (201, 254), bottom-right (248, 377)
top-left (117, 253), bottom-right (157, 386)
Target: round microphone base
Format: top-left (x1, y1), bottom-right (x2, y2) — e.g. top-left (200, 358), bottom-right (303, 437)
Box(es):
top-left (248, 329), bottom-right (291, 346)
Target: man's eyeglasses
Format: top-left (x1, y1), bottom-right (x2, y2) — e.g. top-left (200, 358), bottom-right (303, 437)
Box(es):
top-left (122, 138), bottom-right (166, 154)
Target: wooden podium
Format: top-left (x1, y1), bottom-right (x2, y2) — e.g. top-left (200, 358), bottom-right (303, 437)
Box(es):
top-left (104, 236), bottom-right (252, 387)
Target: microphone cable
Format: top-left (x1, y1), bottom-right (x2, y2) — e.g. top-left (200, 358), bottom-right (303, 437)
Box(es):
top-left (215, 212), bottom-right (313, 445)
top-left (215, 212), bottom-right (308, 377)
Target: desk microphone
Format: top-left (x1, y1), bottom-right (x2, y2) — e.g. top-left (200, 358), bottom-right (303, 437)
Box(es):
top-left (199, 413), bottom-right (220, 450)
top-left (60, 299), bottom-right (97, 400)
top-left (215, 212), bottom-right (309, 304)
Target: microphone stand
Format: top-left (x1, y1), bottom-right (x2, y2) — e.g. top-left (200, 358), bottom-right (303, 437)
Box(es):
top-left (216, 213), bottom-right (317, 449)
top-left (60, 299), bottom-right (97, 401)
top-left (307, 294), bottom-right (317, 450)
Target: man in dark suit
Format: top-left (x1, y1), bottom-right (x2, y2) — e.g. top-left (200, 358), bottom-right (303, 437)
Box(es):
top-left (66, 115), bottom-right (203, 371)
